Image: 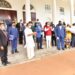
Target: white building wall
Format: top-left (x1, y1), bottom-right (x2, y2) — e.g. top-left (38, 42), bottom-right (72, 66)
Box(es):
top-left (4, 0), bottom-right (75, 25)
top-left (56, 0), bottom-right (70, 24)
top-left (31, 0), bottom-right (52, 26)
top-left (31, 0), bottom-right (75, 25)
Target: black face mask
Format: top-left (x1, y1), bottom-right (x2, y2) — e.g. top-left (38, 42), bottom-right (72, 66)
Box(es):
top-left (59, 23), bottom-right (62, 26)
top-left (58, 24), bottom-right (61, 26)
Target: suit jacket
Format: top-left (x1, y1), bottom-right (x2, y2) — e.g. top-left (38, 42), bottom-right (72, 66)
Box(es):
top-left (16, 23), bottom-right (25, 32)
top-left (0, 29), bottom-right (8, 47)
top-left (0, 29), bottom-right (8, 57)
top-left (55, 25), bottom-right (66, 38)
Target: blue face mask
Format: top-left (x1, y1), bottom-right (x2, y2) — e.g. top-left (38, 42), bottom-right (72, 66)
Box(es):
top-left (36, 23), bottom-right (39, 26)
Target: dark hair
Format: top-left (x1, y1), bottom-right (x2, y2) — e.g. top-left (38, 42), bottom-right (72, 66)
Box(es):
top-left (50, 22), bottom-right (54, 26)
top-left (26, 21), bottom-right (33, 27)
top-left (58, 20), bottom-right (62, 25)
top-left (59, 21), bottom-right (62, 23)
top-left (63, 22), bottom-right (66, 25)
top-left (28, 21), bottom-right (33, 24)
top-left (37, 19), bottom-right (39, 21)
top-left (67, 24), bottom-right (71, 27)
top-left (45, 22), bottom-right (50, 27)
top-left (12, 21), bottom-right (15, 24)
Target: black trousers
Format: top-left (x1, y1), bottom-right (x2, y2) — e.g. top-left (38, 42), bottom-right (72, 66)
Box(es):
top-left (72, 35), bottom-right (75, 47)
top-left (19, 31), bottom-right (23, 44)
top-left (1, 46), bottom-right (8, 64)
top-left (51, 36), bottom-right (56, 46)
top-left (36, 35), bottom-right (43, 49)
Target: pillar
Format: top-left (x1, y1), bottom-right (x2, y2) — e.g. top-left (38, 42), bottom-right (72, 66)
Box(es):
top-left (25, 0), bottom-right (31, 23)
top-left (70, 0), bottom-right (74, 25)
top-left (52, 0), bottom-right (57, 25)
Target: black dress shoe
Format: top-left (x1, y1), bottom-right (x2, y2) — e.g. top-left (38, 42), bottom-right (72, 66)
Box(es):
top-left (2, 62), bottom-right (7, 66)
top-left (40, 48), bottom-right (43, 49)
top-left (6, 61), bottom-right (11, 64)
top-left (15, 51), bottom-right (19, 53)
top-left (57, 48), bottom-right (60, 50)
top-left (15, 49), bottom-right (19, 53)
top-left (62, 48), bottom-right (65, 50)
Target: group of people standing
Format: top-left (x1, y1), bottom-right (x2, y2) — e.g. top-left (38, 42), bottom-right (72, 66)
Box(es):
top-left (0, 19), bottom-right (75, 66)
top-left (44, 21), bottom-right (75, 50)
top-left (25, 20), bottom-right (75, 59)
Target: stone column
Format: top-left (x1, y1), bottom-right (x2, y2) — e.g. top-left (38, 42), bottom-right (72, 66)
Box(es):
top-left (52, 0), bottom-right (57, 25)
top-left (25, 0), bottom-right (31, 23)
top-left (17, 10), bottom-right (23, 22)
top-left (70, 0), bottom-right (74, 25)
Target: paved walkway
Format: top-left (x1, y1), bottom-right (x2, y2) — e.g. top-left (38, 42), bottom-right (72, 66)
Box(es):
top-left (0, 45), bottom-right (75, 75)
top-left (0, 45), bottom-right (60, 66)
top-left (0, 50), bottom-right (75, 75)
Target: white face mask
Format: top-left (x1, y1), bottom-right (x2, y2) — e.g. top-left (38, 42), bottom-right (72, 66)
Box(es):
top-left (29, 26), bottom-right (31, 28)
top-left (47, 25), bottom-right (50, 26)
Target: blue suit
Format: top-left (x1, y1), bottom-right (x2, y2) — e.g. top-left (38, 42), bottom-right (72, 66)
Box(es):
top-left (55, 25), bottom-right (66, 49)
top-left (9, 27), bottom-right (19, 52)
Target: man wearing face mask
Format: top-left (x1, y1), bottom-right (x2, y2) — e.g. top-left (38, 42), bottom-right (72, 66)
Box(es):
top-left (0, 21), bottom-right (10, 66)
top-left (35, 19), bottom-right (43, 49)
top-left (16, 20), bottom-right (24, 44)
top-left (55, 21), bottom-right (66, 50)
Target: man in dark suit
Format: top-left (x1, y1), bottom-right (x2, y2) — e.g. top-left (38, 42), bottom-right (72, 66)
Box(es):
top-left (51, 22), bottom-right (56, 46)
top-left (0, 21), bottom-right (9, 66)
top-left (16, 20), bottom-right (25, 44)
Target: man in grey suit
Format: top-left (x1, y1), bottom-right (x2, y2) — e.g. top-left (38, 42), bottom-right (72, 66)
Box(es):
top-left (0, 21), bottom-right (10, 66)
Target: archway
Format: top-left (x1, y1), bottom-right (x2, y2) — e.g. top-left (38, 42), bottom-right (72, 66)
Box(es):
top-left (0, 0), bottom-right (12, 8)
top-left (22, 4), bottom-right (36, 22)
top-left (0, 0), bottom-right (17, 21)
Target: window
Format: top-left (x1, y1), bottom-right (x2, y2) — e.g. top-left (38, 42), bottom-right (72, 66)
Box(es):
top-left (45, 4), bottom-right (51, 12)
top-left (60, 7), bottom-right (64, 15)
top-left (22, 4), bottom-right (34, 10)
